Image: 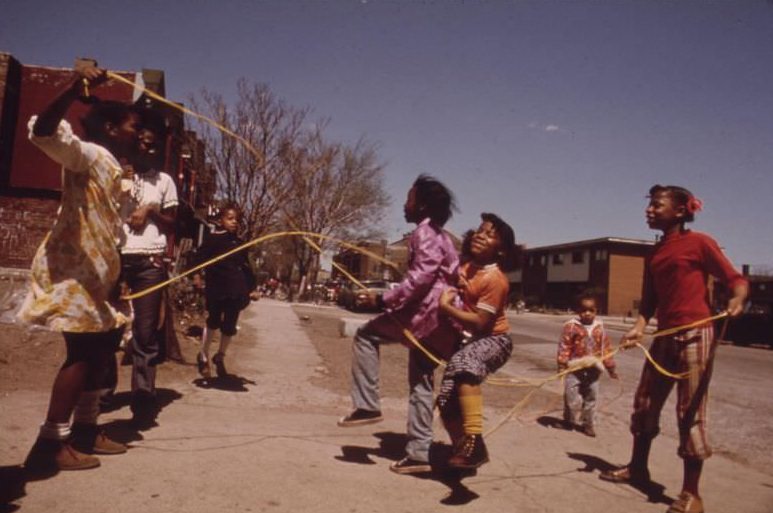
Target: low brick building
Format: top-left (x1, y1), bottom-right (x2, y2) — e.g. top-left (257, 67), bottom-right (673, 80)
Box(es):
top-left (512, 237), bottom-right (655, 315)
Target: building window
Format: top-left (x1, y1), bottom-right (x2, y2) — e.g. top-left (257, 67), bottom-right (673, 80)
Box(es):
top-left (572, 251), bottom-right (584, 264)
top-left (541, 255), bottom-right (547, 266)
top-left (595, 249), bottom-right (608, 261)
top-left (552, 253), bottom-right (564, 265)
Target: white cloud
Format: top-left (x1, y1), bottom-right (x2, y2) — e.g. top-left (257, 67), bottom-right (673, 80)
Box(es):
top-left (544, 124), bottom-right (560, 132)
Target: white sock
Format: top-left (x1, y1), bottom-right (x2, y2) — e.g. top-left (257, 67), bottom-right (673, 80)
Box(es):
top-left (73, 390), bottom-right (101, 425)
top-left (218, 334), bottom-right (232, 356)
top-left (39, 421), bottom-right (71, 441)
top-left (201, 327), bottom-right (218, 360)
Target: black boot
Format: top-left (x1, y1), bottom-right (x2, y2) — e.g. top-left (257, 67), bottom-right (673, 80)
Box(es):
top-left (448, 434), bottom-right (489, 469)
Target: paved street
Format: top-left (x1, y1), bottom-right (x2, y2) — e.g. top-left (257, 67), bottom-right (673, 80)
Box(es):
top-left (1, 300), bottom-right (772, 513)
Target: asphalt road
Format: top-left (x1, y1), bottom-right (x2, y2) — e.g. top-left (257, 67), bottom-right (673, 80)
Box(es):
top-left (501, 312), bottom-right (773, 477)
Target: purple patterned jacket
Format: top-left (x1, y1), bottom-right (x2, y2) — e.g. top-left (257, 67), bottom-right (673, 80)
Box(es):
top-left (382, 218), bottom-right (459, 354)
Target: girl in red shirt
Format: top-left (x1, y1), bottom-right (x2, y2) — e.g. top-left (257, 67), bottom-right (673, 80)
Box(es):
top-left (600, 185), bottom-right (748, 513)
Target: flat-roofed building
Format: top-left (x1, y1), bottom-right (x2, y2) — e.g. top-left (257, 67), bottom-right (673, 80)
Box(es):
top-left (514, 237), bottom-right (654, 315)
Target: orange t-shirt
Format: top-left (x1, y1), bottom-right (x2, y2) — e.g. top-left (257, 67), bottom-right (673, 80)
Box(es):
top-left (458, 262), bottom-right (510, 336)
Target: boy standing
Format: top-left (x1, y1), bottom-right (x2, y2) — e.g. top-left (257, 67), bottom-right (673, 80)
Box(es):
top-left (557, 294), bottom-right (618, 437)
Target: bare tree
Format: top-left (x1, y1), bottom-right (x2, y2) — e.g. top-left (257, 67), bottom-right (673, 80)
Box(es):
top-left (190, 79), bottom-right (309, 239)
top-left (190, 79), bottom-right (389, 292)
top-left (280, 127), bottom-right (390, 289)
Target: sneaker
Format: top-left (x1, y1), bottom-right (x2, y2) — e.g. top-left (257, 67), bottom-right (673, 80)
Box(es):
top-left (71, 423), bottom-right (127, 455)
top-left (599, 465), bottom-right (651, 485)
top-left (197, 353), bottom-right (211, 378)
top-left (666, 491), bottom-right (704, 513)
top-left (337, 408), bottom-right (383, 427)
top-left (212, 352), bottom-right (227, 377)
top-left (448, 434), bottom-right (489, 469)
top-left (389, 457), bottom-right (432, 474)
top-left (24, 438), bottom-right (100, 474)
top-left (583, 425), bottom-right (597, 438)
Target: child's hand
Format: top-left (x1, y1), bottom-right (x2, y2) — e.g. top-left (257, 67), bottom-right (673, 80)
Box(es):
top-left (126, 204), bottom-right (156, 232)
top-left (249, 291), bottom-right (260, 301)
top-left (72, 65), bottom-right (108, 96)
top-left (620, 328), bottom-right (643, 349)
top-left (608, 368), bottom-right (619, 380)
top-left (726, 297), bottom-right (745, 318)
top-left (439, 287), bottom-right (458, 308)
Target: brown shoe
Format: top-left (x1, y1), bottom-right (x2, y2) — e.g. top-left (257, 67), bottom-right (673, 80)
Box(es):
top-left (599, 465), bottom-right (650, 484)
top-left (666, 491), bottom-right (704, 513)
top-left (24, 438), bottom-right (100, 473)
top-left (57, 441), bottom-right (101, 470)
top-left (583, 425), bottom-right (597, 438)
top-left (71, 423), bottom-right (127, 455)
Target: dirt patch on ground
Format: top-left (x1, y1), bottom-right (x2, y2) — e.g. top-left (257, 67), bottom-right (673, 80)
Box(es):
top-left (0, 307), bottom-right (204, 397)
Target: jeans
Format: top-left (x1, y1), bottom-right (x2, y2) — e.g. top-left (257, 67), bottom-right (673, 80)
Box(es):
top-left (350, 313), bottom-right (437, 463)
top-left (122, 254), bottom-right (167, 398)
top-left (563, 367), bottom-right (601, 428)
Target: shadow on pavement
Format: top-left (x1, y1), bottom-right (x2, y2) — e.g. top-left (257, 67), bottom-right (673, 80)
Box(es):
top-left (335, 431), bottom-right (480, 505)
top-left (192, 374), bottom-right (256, 392)
top-left (100, 387), bottom-right (184, 437)
top-left (536, 415), bottom-right (574, 431)
top-left (0, 465), bottom-right (25, 511)
top-left (567, 452), bottom-right (672, 505)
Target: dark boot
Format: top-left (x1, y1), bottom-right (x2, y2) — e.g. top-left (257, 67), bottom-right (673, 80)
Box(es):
top-left (212, 352), bottom-right (227, 377)
top-left (448, 434), bottom-right (489, 469)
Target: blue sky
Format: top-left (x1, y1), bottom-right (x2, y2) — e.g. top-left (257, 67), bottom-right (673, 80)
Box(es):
top-left (2, 0), bottom-right (772, 268)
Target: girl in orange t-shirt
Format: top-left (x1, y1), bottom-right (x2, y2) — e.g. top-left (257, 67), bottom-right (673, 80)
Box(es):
top-left (437, 212), bottom-right (518, 469)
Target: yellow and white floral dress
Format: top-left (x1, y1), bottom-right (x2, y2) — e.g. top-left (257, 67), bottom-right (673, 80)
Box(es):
top-left (17, 117), bottom-right (128, 333)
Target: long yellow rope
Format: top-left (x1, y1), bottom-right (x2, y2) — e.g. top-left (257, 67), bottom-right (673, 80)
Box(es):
top-left (484, 313), bottom-right (730, 437)
top-left (107, 69), bottom-right (727, 398)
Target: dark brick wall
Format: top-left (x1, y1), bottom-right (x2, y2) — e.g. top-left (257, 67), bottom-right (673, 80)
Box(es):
top-left (0, 195), bottom-right (58, 268)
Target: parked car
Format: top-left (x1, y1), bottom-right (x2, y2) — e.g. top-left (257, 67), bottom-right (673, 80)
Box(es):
top-left (720, 305), bottom-right (773, 348)
top-left (338, 280), bottom-right (394, 312)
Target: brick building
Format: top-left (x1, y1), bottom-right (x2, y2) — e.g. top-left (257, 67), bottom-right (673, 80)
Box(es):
top-left (512, 237), bottom-right (654, 315)
top-left (0, 52), bottom-right (213, 269)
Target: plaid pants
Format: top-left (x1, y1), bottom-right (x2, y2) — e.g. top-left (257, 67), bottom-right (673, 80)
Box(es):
top-left (630, 324), bottom-right (715, 460)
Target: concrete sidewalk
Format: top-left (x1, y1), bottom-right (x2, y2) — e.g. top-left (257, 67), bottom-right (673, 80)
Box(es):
top-left (2, 299), bottom-right (771, 512)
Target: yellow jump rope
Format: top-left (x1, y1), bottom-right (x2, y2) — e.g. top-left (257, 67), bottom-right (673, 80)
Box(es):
top-left (101, 72), bottom-right (732, 438)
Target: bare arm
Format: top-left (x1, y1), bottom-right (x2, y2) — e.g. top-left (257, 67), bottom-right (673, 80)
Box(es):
top-left (33, 67), bottom-right (105, 136)
top-left (438, 288), bottom-right (494, 334)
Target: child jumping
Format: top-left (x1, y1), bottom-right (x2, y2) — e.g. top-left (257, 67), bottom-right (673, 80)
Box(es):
top-left (337, 174), bottom-right (460, 476)
top-left (557, 294), bottom-right (618, 438)
top-left (600, 185), bottom-right (748, 513)
top-left (436, 212), bottom-right (518, 469)
top-left (193, 204), bottom-right (258, 378)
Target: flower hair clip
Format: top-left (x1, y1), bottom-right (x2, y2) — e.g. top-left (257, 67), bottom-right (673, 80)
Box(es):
top-left (686, 197), bottom-right (703, 214)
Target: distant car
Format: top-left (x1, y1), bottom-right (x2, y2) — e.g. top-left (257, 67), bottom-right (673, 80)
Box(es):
top-left (721, 308), bottom-right (773, 348)
top-left (338, 280), bottom-right (393, 312)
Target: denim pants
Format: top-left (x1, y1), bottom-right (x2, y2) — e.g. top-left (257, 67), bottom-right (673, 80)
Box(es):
top-left (122, 254), bottom-right (167, 398)
top-left (563, 367), bottom-right (601, 428)
top-left (350, 313), bottom-right (437, 463)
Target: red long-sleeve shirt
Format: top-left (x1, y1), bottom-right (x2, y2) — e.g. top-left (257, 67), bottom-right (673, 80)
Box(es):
top-left (639, 230), bottom-right (747, 330)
